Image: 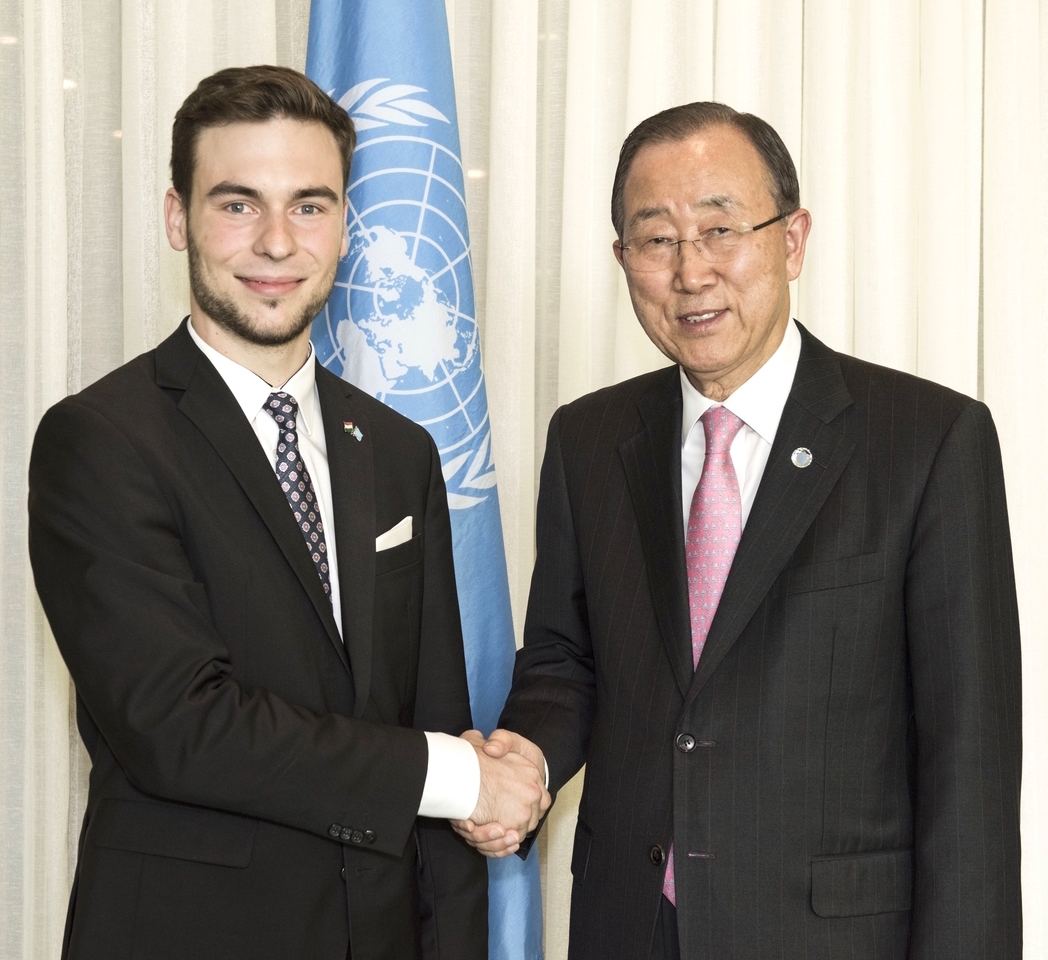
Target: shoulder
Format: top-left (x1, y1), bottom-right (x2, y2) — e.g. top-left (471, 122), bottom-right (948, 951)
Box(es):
top-left (836, 352), bottom-right (991, 447)
top-left (36, 351), bottom-right (163, 449)
top-left (552, 365), bottom-right (678, 432)
top-left (797, 323), bottom-right (986, 438)
top-left (839, 351), bottom-right (972, 408)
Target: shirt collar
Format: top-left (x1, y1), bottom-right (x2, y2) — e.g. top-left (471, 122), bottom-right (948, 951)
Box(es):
top-left (187, 319), bottom-right (319, 436)
top-left (681, 318), bottom-right (802, 446)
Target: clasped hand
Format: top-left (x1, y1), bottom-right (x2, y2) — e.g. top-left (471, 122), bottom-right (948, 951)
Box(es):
top-left (452, 729), bottom-right (550, 858)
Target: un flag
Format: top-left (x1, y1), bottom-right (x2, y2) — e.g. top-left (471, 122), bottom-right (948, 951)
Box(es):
top-left (307, 3), bottom-right (545, 959)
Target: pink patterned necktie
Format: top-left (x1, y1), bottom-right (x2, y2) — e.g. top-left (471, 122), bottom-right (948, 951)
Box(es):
top-left (663, 404), bottom-right (745, 907)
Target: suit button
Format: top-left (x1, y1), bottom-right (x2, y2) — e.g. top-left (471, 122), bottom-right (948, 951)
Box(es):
top-left (649, 845), bottom-right (665, 865)
top-left (340, 867), bottom-right (346, 881)
top-left (350, 830), bottom-right (364, 844)
top-left (364, 830), bottom-right (376, 845)
top-left (676, 733), bottom-right (696, 753)
top-left (340, 827), bottom-right (354, 841)
top-left (329, 824), bottom-right (342, 838)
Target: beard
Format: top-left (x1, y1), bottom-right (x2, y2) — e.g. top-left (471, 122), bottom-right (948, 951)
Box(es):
top-left (186, 233), bottom-right (336, 348)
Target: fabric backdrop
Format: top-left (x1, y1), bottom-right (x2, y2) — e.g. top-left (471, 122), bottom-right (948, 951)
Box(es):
top-left (1, 1), bottom-right (1045, 957)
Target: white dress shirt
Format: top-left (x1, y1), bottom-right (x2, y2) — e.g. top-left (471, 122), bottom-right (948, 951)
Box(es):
top-left (680, 319), bottom-right (802, 534)
top-left (187, 320), bottom-right (479, 819)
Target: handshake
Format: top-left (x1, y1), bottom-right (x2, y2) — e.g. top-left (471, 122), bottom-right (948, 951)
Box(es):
top-left (452, 729), bottom-right (551, 858)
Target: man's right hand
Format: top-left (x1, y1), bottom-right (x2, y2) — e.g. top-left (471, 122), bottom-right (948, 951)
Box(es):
top-left (451, 729), bottom-right (550, 857)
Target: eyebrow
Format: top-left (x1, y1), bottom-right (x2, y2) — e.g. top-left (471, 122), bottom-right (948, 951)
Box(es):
top-left (627, 194), bottom-right (740, 231)
top-left (205, 182), bottom-right (342, 204)
top-left (691, 194), bottom-right (738, 213)
top-left (206, 182), bottom-right (262, 201)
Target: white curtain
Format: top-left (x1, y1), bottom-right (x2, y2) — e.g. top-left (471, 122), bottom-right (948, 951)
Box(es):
top-left (2, 1), bottom-right (1046, 957)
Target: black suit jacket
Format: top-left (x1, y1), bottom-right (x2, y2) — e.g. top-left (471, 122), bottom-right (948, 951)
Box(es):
top-left (501, 324), bottom-right (1022, 960)
top-left (28, 321), bottom-right (487, 960)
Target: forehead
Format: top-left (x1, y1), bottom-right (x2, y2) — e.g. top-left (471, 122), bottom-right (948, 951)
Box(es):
top-left (191, 118), bottom-right (343, 192)
top-left (622, 125), bottom-right (775, 224)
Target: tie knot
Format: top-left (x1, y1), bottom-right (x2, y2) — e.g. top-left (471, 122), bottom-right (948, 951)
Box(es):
top-left (265, 392), bottom-right (299, 430)
top-left (701, 405), bottom-right (744, 455)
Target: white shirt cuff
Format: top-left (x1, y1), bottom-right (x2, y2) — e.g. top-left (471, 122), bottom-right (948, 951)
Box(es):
top-left (418, 731), bottom-right (481, 819)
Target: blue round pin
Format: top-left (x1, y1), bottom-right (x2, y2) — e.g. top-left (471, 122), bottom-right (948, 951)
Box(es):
top-left (791, 447), bottom-right (813, 469)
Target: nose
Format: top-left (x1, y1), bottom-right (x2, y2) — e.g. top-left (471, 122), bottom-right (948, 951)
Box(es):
top-left (254, 210), bottom-right (296, 260)
top-left (673, 238), bottom-right (717, 292)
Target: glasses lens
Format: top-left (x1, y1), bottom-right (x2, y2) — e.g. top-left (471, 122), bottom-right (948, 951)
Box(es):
top-left (702, 229), bottom-right (741, 262)
top-left (630, 239), bottom-right (674, 271)
top-left (624, 221), bottom-right (764, 271)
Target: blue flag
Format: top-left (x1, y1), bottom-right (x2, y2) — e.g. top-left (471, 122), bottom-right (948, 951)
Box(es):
top-left (306, 3), bottom-right (544, 959)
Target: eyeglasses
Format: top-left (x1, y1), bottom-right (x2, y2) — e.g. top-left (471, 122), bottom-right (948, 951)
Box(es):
top-left (620, 210), bottom-right (795, 271)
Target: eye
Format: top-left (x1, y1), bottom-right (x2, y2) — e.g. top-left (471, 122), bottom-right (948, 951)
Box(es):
top-left (702, 225), bottom-right (734, 238)
top-left (644, 236), bottom-right (677, 247)
top-left (298, 203), bottom-right (319, 215)
top-left (226, 201), bottom-right (249, 214)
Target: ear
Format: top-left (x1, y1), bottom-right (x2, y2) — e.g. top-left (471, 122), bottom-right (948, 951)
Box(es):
top-left (612, 238), bottom-right (626, 269)
top-left (164, 188), bottom-right (189, 252)
top-left (784, 208), bottom-right (811, 282)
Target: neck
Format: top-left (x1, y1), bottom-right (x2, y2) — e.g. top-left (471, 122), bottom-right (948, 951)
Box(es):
top-left (687, 313), bottom-right (791, 402)
top-left (189, 311), bottom-right (311, 387)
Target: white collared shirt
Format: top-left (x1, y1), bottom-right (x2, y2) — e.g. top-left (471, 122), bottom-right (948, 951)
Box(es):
top-left (187, 319), bottom-right (479, 819)
top-left (680, 318), bottom-right (802, 534)
top-left (187, 321), bottom-right (344, 633)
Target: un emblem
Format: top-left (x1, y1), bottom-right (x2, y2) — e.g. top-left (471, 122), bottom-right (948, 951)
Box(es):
top-left (312, 80), bottom-right (496, 510)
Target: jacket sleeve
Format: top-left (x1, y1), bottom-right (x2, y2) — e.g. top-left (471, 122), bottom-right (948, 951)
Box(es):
top-left (499, 407), bottom-right (597, 796)
top-left (905, 400), bottom-right (1022, 959)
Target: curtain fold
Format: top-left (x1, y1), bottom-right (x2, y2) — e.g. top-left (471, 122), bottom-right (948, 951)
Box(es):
top-left (1, 2), bottom-right (1046, 958)
top-left (482, 1), bottom-right (539, 635)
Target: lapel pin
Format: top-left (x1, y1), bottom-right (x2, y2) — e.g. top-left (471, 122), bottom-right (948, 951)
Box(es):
top-left (791, 447), bottom-right (813, 469)
top-left (343, 421), bottom-right (364, 442)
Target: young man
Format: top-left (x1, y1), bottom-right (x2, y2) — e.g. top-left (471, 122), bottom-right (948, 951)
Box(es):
top-left (29, 65), bottom-right (546, 960)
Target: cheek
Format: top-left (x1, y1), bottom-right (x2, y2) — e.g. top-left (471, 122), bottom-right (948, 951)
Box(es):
top-left (627, 275), bottom-right (671, 314)
top-left (725, 260), bottom-right (779, 313)
top-left (299, 220), bottom-right (347, 260)
top-left (193, 225), bottom-right (246, 268)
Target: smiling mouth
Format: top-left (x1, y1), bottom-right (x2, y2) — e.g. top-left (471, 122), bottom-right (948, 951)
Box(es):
top-left (679, 309), bottom-right (724, 324)
top-left (239, 277), bottom-right (303, 296)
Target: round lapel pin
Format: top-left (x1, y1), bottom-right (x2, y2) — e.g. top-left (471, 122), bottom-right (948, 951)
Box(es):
top-left (791, 447), bottom-right (813, 468)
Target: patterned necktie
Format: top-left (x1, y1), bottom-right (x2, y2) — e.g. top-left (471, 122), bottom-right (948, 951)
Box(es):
top-left (663, 404), bottom-right (745, 907)
top-left (264, 392), bottom-right (332, 602)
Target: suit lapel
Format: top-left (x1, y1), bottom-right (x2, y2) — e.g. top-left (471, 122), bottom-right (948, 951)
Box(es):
top-left (620, 369), bottom-right (694, 697)
top-left (686, 327), bottom-right (856, 703)
top-left (155, 323), bottom-right (349, 675)
top-left (316, 368), bottom-right (375, 718)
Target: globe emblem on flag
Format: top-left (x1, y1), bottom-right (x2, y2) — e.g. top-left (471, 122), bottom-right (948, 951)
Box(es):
top-left (311, 80), bottom-right (496, 509)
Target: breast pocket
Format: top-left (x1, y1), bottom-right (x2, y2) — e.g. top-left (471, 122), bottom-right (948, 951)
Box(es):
top-left (375, 531), bottom-right (423, 576)
top-left (774, 552), bottom-right (885, 597)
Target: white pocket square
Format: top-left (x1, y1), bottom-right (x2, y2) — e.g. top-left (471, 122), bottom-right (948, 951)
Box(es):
top-left (376, 516), bottom-right (413, 551)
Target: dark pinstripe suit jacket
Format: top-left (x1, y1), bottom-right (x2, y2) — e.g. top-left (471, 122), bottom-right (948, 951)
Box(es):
top-left (500, 324), bottom-right (1022, 960)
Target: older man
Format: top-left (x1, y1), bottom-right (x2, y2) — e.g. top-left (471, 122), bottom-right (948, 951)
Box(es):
top-left (462, 102), bottom-right (1022, 960)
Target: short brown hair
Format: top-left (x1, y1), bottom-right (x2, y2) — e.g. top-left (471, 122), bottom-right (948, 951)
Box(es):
top-left (170, 65), bottom-right (355, 204)
top-left (611, 102), bottom-right (799, 239)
